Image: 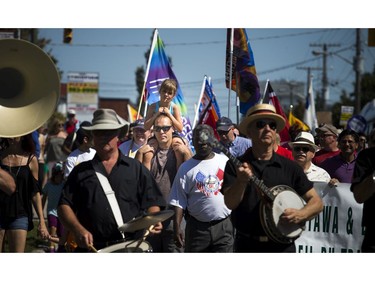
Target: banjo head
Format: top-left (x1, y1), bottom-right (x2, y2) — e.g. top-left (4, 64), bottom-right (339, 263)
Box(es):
top-left (260, 185), bottom-right (306, 243)
top-left (272, 189), bottom-right (305, 238)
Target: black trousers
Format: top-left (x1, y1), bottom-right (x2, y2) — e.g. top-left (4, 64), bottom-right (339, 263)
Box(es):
top-left (185, 216), bottom-right (234, 253)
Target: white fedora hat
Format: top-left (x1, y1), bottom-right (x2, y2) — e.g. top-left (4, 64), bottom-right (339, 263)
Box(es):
top-left (82, 108), bottom-right (129, 131)
top-left (289, 131), bottom-right (319, 152)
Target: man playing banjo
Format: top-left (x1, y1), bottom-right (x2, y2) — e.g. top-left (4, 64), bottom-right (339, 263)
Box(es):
top-left (222, 104), bottom-right (323, 253)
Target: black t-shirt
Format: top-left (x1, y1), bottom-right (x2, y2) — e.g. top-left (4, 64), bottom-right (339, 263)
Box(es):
top-left (351, 147), bottom-right (375, 228)
top-left (59, 152), bottom-right (166, 243)
top-left (222, 149), bottom-right (312, 236)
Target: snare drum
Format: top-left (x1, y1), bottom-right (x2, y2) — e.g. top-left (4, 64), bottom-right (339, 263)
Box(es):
top-left (97, 240), bottom-right (152, 253)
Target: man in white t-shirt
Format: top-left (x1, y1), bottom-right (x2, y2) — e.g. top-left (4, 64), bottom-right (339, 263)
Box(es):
top-left (64, 126), bottom-right (96, 178)
top-left (169, 124), bottom-right (234, 252)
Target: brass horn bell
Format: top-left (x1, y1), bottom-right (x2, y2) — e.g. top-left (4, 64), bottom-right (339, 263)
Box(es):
top-left (0, 39), bottom-right (60, 138)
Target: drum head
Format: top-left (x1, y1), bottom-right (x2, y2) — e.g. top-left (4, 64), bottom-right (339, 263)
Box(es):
top-left (98, 240), bottom-right (152, 253)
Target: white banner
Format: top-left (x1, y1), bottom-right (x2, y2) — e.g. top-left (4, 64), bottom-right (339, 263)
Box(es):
top-left (295, 182), bottom-right (364, 253)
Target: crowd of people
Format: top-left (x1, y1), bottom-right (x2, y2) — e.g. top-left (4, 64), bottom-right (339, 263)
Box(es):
top-left (0, 78), bottom-right (374, 253)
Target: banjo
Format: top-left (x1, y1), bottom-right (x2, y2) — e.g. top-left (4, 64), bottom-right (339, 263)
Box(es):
top-left (200, 131), bottom-right (305, 244)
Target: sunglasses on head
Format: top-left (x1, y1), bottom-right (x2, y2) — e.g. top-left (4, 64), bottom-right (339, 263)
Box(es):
top-left (293, 146), bottom-right (311, 153)
top-left (154, 125), bottom-right (172, 133)
top-left (255, 120), bottom-right (277, 130)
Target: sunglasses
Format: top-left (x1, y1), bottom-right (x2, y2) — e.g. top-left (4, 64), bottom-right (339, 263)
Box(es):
top-left (255, 120), bottom-right (277, 131)
top-left (154, 126), bottom-right (172, 133)
top-left (217, 129), bottom-right (231, 135)
top-left (293, 146), bottom-right (311, 153)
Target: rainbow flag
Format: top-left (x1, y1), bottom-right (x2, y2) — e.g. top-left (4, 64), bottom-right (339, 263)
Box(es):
top-left (225, 28), bottom-right (260, 114)
top-left (144, 29), bottom-right (192, 143)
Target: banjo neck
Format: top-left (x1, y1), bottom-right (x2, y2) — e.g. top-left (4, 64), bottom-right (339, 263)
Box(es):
top-left (201, 131), bottom-right (275, 202)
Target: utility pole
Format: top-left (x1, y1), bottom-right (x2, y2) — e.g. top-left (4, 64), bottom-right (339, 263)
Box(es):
top-left (354, 29), bottom-right (363, 114)
top-left (310, 43), bottom-right (340, 111)
top-left (297, 66), bottom-right (322, 97)
top-left (285, 81), bottom-right (298, 106)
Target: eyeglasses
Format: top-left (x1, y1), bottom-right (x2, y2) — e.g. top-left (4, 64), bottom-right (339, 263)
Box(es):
top-left (154, 126), bottom-right (172, 133)
top-left (293, 146), bottom-right (311, 153)
top-left (217, 129), bottom-right (231, 135)
top-left (255, 120), bottom-right (277, 131)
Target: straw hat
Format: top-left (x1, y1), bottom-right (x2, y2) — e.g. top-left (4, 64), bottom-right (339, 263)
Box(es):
top-left (288, 131), bottom-right (319, 152)
top-left (82, 108), bottom-right (129, 131)
top-left (238, 103), bottom-right (285, 135)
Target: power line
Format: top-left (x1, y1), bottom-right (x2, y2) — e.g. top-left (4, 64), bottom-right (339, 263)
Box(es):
top-left (47, 29), bottom-right (341, 48)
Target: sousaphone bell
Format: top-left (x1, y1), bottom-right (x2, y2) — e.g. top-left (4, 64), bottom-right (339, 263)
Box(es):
top-left (0, 39), bottom-right (60, 138)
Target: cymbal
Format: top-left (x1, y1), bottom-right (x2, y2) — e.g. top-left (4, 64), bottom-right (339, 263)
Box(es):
top-left (119, 210), bottom-right (174, 233)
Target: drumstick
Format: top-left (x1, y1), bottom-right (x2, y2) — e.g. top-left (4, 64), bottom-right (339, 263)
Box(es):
top-left (88, 244), bottom-right (98, 253)
top-left (134, 225), bottom-right (155, 251)
top-left (143, 225), bottom-right (154, 239)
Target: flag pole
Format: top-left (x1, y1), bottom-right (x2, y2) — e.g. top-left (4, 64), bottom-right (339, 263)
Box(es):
top-left (137, 28), bottom-right (158, 119)
top-left (260, 79), bottom-right (269, 104)
top-left (228, 28), bottom-right (234, 117)
top-left (192, 75), bottom-right (207, 129)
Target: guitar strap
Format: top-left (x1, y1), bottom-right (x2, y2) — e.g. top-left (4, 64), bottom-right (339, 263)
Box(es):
top-left (94, 165), bottom-right (125, 238)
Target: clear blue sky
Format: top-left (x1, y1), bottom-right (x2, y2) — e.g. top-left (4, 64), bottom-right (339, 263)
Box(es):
top-left (2, 2), bottom-right (375, 123)
top-left (38, 28), bottom-right (375, 122)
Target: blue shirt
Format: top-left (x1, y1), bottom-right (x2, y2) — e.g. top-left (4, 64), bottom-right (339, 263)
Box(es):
top-left (214, 136), bottom-right (252, 158)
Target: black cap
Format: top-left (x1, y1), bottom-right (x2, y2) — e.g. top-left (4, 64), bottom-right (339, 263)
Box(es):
top-left (216, 117), bottom-right (233, 131)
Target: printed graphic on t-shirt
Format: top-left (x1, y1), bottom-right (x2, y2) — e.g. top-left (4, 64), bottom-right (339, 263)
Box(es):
top-left (195, 168), bottom-right (224, 196)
